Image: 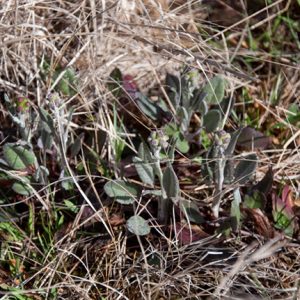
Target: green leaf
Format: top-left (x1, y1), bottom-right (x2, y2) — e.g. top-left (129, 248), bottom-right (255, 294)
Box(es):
top-left (107, 67), bottom-right (122, 97)
top-left (224, 127), bottom-right (243, 156)
top-left (202, 76), bottom-right (226, 105)
top-left (176, 106), bottom-right (190, 132)
top-left (3, 143), bottom-right (37, 170)
top-left (12, 179), bottom-right (33, 196)
top-left (138, 142), bottom-right (152, 162)
top-left (203, 109), bottom-right (222, 133)
top-left (104, 180), bottom-right (141, 204)
top-left (190, 89), bottom-right (206, 112)
top-left (234, 154), bottom-right (258, 184)
top-left (163, 165), bottom-right (179, 199)
top-left (127, 215), bottom-right (150, 236)
top-left (244, 191), bottom-right (265, 209)
top-left (176, 134), bottom-right (189, 153)
top-left (136, 93), bottom-right (161, 120)
top-left (179, 199), bottom-right (204, 224)
top-left (70, 133), bottom-right (85, 158)
top-left (64, 199), bottom-right (79, 213)
top-left (133, 157), bottom-right (155, 187)
top-left (166, 73), bottom-right (180, 109)
top-left (54, 67), bottom-right (77, 96)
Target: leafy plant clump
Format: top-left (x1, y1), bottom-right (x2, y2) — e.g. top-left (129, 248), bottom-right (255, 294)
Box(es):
top-left (104, 68), bottom-right (270, 237)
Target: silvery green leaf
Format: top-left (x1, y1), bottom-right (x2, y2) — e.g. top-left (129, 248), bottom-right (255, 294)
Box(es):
top-left (3, 143), bottom-right (37, 170)
top-left (203, 109), bottom-right (222, 133)
top-left (199, 100), bottom-right (208, 115)
top-left (163, 165), bottom-right (179, 199)
top-left (225, 127), bottom-right (243, 156)
top-left (60, 170), bottom-right (74, 191)
top-left (12, 177), bottom-right (32, 196)
top-left (234, 154), bottom-right (258, 184)
top-left (191, 90), bottom-right (206, 112)
top-left (202, 76), bottom-right (226, 105)
top-left (143, 189), bottom-right (162, 196)
top-left (70, 133), bottom-right (85, 158)
top-left (138, 142), bottom-right (152, 162)
top-left (176, 106), bottom-right (189, 132)
top-left (127, 215), bottom-right (150, 236)
top-left (104, 180), bottom-right (141, 204)
top-left (133, 157), bottom-right (154, 187)
top-left (136, 93), bottom-right (159, 120)
top-left (179, 198), bottom-right (204, 224)
top-left (175, 134), bottom-right (189, 153)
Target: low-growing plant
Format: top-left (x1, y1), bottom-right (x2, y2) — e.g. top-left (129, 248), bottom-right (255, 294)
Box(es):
top-left (104, 69), bottom-right (262, 234)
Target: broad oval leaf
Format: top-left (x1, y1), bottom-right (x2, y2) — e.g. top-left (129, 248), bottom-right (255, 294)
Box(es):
top-left (179, 199), bottom-right (204, 224)
top-left (163, 165), bottom-right (179, 199)
top-left (202, 76), bottom-right (226, 105)
top-left (12, 178), bottom-right (33, 196)
top-left (127, 215), bottom-right (150, 236)
top-left (133, 157), bottom-right (154, 187)
top-left (3, 143), bottom-right (37, 170)
top-left (104, 180), bottom-right (141, 204)
top-left (234, 154), bottom-right (258, 184)
top-left (203, 109), bottom-right (222, 133)
top-left (237, 127), bottom-right (271, 150)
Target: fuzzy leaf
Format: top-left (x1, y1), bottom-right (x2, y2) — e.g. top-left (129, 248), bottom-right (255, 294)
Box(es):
top-left (225, 127), bottom-right (243, 156)
top-left (203, 109), bottom-right (222, 133)
top-left (163, 165), bottom-right (179, 199)
top-left (237, 127), bottom-right (271, 150)
top-left (3, 143), bottom-right (37, 170)
top-left (104, 180), bottom-right (141, 204)
top-left (70, 133), bottom-right (85, 158)
top-left (136, 93), bottom-right (160, 120)
top-left (138, 142), bottom-right (152, 162)
top-left (234, 154), bottom-right (258, 184)
top-left (12, 179), bottom-right (32, 196)
top-left (133, 157), bottom-right (155, 187)
top-left (108, 68), bottom-right (122, 97)
top-left (177, 106), bottom-right (190, 132)
top-left (179, 199), bottom-right (204, 224)
top-left (190, 90), bottom-right (206, 112)
top-left (202, 76), bottom-right (226, 104)
top-left (127, 215), bottom-right (150, 236)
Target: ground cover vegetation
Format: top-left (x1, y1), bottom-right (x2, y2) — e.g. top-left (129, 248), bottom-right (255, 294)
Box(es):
top-left (0, 0), bottom-right (299, 299)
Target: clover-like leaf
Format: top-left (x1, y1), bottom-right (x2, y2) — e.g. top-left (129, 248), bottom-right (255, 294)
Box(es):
top-left (104, 180), bottom-right (141, 204)
top-left (234, 154), bottom-right (258, 184)
top-left (202, 76), bottom-right (226, 105)
top-left (127, 215), bottom-right (150, 236)
top-left (3, 143), bottom-right (37, 170)
top-left (163, 165), bottom-right (179, 199)
top-left (203, 109), bottom-right (222, 133)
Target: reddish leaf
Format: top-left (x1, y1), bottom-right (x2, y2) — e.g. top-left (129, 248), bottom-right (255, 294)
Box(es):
top-left (237, 126), bottom-right (271, 150)
top-left (122, 75), bottom-right (138, 99)
top-left (173, 223), bottom-right (209, 245)
top-left (243, 207), bottom-right (274, 238)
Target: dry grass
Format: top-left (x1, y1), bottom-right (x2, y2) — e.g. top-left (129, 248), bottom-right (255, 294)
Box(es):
top-left (0, 0), bottom-right (299, 299)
